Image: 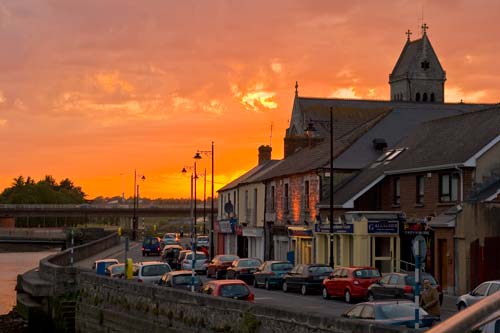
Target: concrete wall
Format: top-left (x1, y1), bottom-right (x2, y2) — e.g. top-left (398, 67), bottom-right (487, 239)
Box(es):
top-left (76, 271), bottom-right (414, 333)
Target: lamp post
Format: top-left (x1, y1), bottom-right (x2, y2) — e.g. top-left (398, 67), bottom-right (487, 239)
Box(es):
top-left (182, 163), bottom-right (198, 292)
top-left (132, 169), bottom-right (146, 241)
top-left (194, 141), bottom-right (215, 259)
top-left (304, 107), bottom-right (334, 268)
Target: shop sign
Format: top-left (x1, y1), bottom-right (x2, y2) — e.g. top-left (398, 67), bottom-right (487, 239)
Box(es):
top-left (287, 227), bottom-right (313, 237)
top-left (242, 227), bottom-right (264, 238)
top-left (218, 218), bottom-right (238, 234)
top-left (402, 222), bottom-right (430, 236)
top-left (368, 221), bottom-right (399, 234)
top-left (315, 224), bottom-right (353, 234)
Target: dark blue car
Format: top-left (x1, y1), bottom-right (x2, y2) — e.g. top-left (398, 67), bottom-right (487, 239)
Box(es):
top-left (342, 300), bottom-right (439, 328)
top-left (142, 236), bottom-right (162, 256)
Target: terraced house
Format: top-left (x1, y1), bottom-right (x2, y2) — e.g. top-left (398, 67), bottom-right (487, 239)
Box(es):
top-left (215, 25), bottom-right (500, 295)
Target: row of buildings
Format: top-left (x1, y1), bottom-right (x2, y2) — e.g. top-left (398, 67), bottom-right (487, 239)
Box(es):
top-left (214, 26), bottom-right (500, 295)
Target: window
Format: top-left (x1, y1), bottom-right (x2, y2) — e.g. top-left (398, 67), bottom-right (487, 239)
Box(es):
top-left (393, 177), bottom-right (401, 206)
top-left (416, 175), bottom-right (425, 205)
top-left (423, 93), bottom-right (428, 102)
top-left (284, 183), bottom-right (289, 213)
top-left (421, 60), bottom-right (430, 69)
top-left (473, 283), bottom-right (489, 297)
top-left (416, 92), bottom-right (421, 101)
top-left (430, 93), bottom-right (435, 102)
top-left (304, 181), bottom-right (310, 209)
top-left (253, 188), bottom-right (257, 225)
top-left (270, 186), bottom-right (275, 211)
top-left (487, 283), bottom-right (500, 296)
top-left (440, 173), bottom-right (459, 202)
top-left (389, 275), bottom-right (400, 285)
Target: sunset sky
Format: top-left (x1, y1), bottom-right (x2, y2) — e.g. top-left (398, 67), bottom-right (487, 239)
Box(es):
top-left (0, 0), bottom-right (499, 199)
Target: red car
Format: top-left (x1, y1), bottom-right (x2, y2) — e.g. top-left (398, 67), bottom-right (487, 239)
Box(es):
top-left (322, 266), bottom-right (381, 303)
top-left (201, 279), bottom-right (254, 302)
top-left (206, 254), bottom-right (239, 279)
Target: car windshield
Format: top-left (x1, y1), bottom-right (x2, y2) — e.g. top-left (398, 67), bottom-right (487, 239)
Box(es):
top-left (186, 253), bottom-right (207, 260)
top-left (308, 266), bottom-right (334, 274)
top-left (220, 255), bottom-right (238, 262)
top-left (112, 265), bottom-right (125, 274)
top-left (220, 284), bottom-right (249, 298)
top-left (379, 303), bottom-right (428, 319)
top-left (173, 275), bottom-right (201, 285)
top-left (354, 269), bottom-right (381, 278)
top-left (141, 264), bottom-right (170, 276)
top-left (198, 237), bottom-right (208, 241)
top-left (271, 263), bottom-right (293, 271)
top-left (405, 275), bottom-right (437, 286)
top-left (238, 260), bottom-right (261, 267)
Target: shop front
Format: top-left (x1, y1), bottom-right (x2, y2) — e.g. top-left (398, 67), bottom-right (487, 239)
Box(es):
top-left (215, 218), bottom-right (237, 255)
top-left (287, 226), bottom-right (313, 265)
top-left (242, 226), bottom-right (264, 260)
top-left (271, 225), bottom-right (289, 261)
top-left (314, 223), bottom-right (354, 267)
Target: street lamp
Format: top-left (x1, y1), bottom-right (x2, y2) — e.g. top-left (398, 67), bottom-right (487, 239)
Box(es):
top-left (132, 169), bottom-right (146, 241)
top-left (305, 107), bottom-right (334, 268)
top-left (194, 141), bottom-right (215, 259)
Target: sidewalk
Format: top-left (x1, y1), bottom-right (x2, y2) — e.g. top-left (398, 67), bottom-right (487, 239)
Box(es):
top-left (441, 294), bottom-right (458, 319)
top-left (75, 238), bottom-right (140, 270)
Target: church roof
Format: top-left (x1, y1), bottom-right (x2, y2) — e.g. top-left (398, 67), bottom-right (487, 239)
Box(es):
top-left (390, 33), bottom-right (445, 80)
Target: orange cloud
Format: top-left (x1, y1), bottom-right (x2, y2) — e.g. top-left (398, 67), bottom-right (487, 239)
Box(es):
top-left (231, 84), bottom-right (278, 112)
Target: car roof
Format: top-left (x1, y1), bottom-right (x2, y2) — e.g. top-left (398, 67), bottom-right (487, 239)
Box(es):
top-left (164, 244), bottom-right (183, 249)
top-left (208, 279), bottom-right (248, 286)
top-left (358, 300), bottom-right (414, 305)
top-left (167, 270), bottom-right (198, 276)
top-left (337, 266), bottom-right (378, 271)
top-left (265, 260), bottom-right (291, 264)
top-left (95, 259), bottom-right (119, 264)
top-left (139, 261), bottom-right (168, 266)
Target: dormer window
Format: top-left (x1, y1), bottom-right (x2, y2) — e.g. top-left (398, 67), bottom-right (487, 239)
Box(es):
top-left (421, 60), bottom-right (430, 70)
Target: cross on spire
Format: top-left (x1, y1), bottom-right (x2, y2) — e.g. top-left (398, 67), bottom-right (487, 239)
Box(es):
top-left (295, 81), bottom-right (299, 96)
top-left (405, 29), bottom-right (412, 41)
top-left (421, 23), bottom-right (429, 35)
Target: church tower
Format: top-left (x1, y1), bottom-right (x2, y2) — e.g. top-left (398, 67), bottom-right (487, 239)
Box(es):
top-left (389, 24), bottom-right (446, 103)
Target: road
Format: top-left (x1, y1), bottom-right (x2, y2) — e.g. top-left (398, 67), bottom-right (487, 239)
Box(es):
top-left (78, 237), bottom-right (457, 321)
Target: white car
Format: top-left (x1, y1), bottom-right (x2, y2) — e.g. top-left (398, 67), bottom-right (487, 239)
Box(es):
top-left (181, 251), bottom-right (208, 274)
top-left (135, 261), bottom-right (172, 283)
top-left (196, 235), bottom-right (209, 246)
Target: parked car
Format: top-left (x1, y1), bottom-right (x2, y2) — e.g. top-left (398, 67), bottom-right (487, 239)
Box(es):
top-left (253, 261), bottom-right (293, 290)
top-left (282, 264), bottom-right (333, 295)
top-left (106, 263), bottom-right (139, 279)
top-left (226, 258), bottom-right (262, 283)
top-left (135, 261), bottom-right (172, 283)
top-left (341, 300), bottom-right (439, 329)
top-left (142, 236), bottom-right (162, 256)
top-left (206, 254), bottom-right (239, 279)
top-left (322, 266), bottom-right (381, 303)
top-left (93, 259), bottom-right (119, 275)
top-left (162, 244), bottom-right (184, 267)
top-left (456, 280), bottom-right (500, 311)
top-left (162, 233), bottom-right (180, 247)
top-left (196, 235), bottom-right (209, 246)
top-left (367, 272), bottom-right (443, 305)
top-left (181, 251), bottom-right (209, 274)
top-left (201, 280), bottom-right (254, 302)
top-left (158, 270), bottom-right (203, 292)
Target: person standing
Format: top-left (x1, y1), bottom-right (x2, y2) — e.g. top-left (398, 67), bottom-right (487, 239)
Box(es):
top-left (420, 278), bottom-right (441, 318)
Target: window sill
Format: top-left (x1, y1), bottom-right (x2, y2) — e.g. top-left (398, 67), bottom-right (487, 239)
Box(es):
top-left (437, 202), bottom-right (456, 207)
top-left (391, 204), bottom-right (401, 208)
top-left (414, 203), bottom-right (424, 208)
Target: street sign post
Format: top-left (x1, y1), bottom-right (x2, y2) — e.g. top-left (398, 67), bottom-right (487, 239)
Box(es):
top-left (412, 235), bottom-right (426, 329)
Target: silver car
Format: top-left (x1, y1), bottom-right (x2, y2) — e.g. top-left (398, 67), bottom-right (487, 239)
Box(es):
top-left (181, 251), bottom-right (208, 274)
top-left (135, 261), bottom-right (172, 283)
top-left (456, 280), bottom-right (500, 311)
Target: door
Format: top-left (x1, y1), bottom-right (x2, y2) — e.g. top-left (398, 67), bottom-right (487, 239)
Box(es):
top-left (330, 269), bottom-right (343, 296)
top-left (372, 237), bottom-right (394, 273)
top-left (438, 239), bottom-right (448, 289)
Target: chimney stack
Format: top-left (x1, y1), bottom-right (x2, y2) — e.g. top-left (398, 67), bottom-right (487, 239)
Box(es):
top-left (258, 145), bottom-right (272, 165)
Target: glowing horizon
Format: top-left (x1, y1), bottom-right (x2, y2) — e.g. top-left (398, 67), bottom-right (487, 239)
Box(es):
top-left (1, 1), bottom-right (499, 199)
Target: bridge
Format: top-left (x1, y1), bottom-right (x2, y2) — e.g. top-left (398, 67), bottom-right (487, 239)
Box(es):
top-left (0, 227), bottom-right (66, 245)
top-left (0, 204), bottom-right (217, 218)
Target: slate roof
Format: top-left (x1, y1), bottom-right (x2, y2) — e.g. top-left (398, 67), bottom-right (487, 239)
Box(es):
top-left (217, 160), bottom-right (281, 192)
top-left (326, 106), bottom-right (500, 208)
top-left (467, 177), bottom-right (500, 203)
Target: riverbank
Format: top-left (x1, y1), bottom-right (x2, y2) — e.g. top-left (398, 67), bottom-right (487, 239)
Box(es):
top-left (0, 308), bottom-right (28, 333)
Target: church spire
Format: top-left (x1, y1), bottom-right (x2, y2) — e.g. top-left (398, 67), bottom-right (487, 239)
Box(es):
top-left (421, 23), bottom-right (429, 36)
top-left (405, 29), bottom-right (412, 42)
top-left (295, 81), bottom-right (299, 97)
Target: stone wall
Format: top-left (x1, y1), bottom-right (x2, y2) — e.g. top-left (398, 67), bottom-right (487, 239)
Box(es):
top-left (76, 271), bottom-right (415, 333)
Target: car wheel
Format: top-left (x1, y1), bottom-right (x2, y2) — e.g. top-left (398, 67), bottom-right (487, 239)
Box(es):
top-left (322, 287), bottom-right (330, 299)
top-left (301, 284), bottom-right (307, 296)
top-left (344, 289), bottom-right (352, 303)
top-left (282, 282), bottom-right (288, 292)
top-left (368, 291), bottom-right (375, 302)
top-left (458, 302), bottom-right (467, 311)
top-left (265, 280), bottom-right (271, 290)
top-left (253, 278), bottom-right (259, 288)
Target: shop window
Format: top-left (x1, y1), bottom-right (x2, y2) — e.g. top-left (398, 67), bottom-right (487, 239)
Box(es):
top-left (284, 183), bottom-right (289, 213)
top-left (440, 173), bottom-right (459, 202)
top-left (304, 181), bottom-right (310, 209)
top-left (416, 175), bottom-right (425, 205)
top-left (270, 186), bottom-right (275, 211)
top-left (393, 177), bottom-right (401, 206)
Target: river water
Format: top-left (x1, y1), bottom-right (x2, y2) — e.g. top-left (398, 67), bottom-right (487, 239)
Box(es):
top-left (0, 250), bottom-right (56, 314)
